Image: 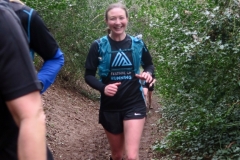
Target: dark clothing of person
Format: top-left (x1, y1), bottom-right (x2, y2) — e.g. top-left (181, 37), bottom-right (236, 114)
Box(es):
top-left (143, 73), bottom-right (155, 91)
top-left (85, 35), bottom-right (154, 112)
top-left (147, 83), bottom-right (154, 91)
top-left (4, 0), bottom-right (64, 93)
top-left (5, 0), bottom-right (58, 60)
top-left (85, 35), bottom-right (153, 133)
top-left (0, 4), bottom-right (53, 160)
top-left (99, 105), bottom-right (146, 134)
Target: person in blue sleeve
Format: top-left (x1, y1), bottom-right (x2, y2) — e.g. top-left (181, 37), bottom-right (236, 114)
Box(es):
top-left (5, 0), bottom-right (64, 93)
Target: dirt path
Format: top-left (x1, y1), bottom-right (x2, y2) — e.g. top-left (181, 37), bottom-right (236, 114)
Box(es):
top-left (43, 83), bottom-right (163, 160)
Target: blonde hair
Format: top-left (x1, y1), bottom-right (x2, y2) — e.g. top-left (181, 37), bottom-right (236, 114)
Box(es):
top-left (105, 2), bottom-right (128, 20)
top-left (105, 2), bottom-right (128, 34)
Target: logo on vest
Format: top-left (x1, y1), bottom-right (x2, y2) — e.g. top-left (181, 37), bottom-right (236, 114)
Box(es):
top-left (112, 51), bottom-right (132, 67)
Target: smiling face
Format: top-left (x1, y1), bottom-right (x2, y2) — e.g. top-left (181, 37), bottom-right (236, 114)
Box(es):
top-left (105, 7), bottom-right (128, 38)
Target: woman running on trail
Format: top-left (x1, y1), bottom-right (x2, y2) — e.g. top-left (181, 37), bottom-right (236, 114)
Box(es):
top-left (84, 2), bottom-right (154, 160)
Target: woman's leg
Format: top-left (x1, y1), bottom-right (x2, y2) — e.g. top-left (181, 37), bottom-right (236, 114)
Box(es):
top-left (105, 130), bottom-right (124, 160)
top-left (123, 118), bottom-right (145, 160)
top-left (148, 91), bottom-right (153, 109)
top-left (142, 88), bottom-right (148, 106)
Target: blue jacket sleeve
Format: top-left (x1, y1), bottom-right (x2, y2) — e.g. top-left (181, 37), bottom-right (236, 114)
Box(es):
top-left (37, 48), bottom-right (64, 93)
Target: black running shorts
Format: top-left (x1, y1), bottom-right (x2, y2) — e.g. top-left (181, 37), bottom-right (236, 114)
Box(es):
top-left (143, 83), bottom-right (154, 91)
top-left (99, 105), bottom-right (146, 134)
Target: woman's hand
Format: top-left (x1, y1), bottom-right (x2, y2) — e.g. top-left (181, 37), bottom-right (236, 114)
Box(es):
top-left (135, 72), bottom-right (152, 83)
top-left (104, 82), bottom-right (121, 96)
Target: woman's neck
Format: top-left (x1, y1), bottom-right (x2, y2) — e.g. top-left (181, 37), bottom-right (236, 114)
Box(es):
top-left (109, 33), bottom-right (126, 41)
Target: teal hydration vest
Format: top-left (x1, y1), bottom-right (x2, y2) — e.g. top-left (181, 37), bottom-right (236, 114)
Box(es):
top-left (96, 35), bottom-right (145, 78)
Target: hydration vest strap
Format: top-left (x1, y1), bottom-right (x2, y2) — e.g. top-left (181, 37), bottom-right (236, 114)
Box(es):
top-left (23, 8), bottom-right (33, 42)
top-left (97, 35), bottom-right (143, 77)
top-left (23, 8), bottom-right (34, 59)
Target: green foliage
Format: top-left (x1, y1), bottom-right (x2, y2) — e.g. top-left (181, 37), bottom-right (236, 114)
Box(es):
top-left (138, 0), bottom-right (240, 159)
top-left (23, 0), bottom-right (111, 94)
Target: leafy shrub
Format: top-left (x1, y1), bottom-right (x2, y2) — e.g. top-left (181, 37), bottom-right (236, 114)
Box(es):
top-left (141, 0), bottom-right (240, 159)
